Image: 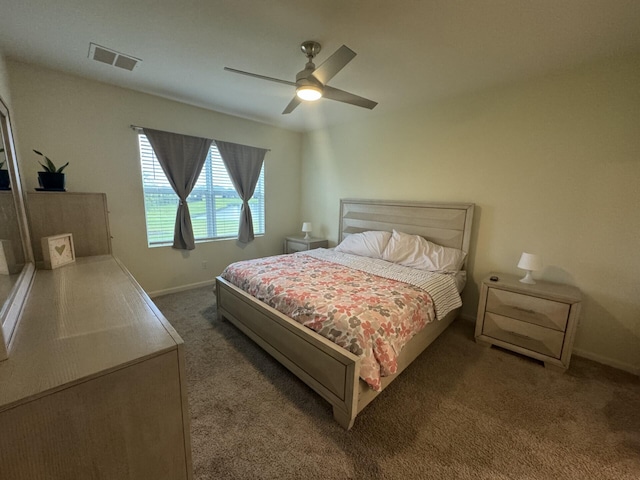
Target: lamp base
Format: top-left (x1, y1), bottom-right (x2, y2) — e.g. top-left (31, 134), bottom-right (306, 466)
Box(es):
top-left (304, 232), bottom-right (311, 240)
top-left (519, 270), bottom-right (536, 284)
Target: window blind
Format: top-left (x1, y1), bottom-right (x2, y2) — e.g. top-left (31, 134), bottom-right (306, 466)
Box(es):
top-left (138, 134), bottom-right (265, 246)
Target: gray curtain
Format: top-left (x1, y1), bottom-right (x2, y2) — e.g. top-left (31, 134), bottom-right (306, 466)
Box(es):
top-left (215, 140), bottom-right (267, 243)
top-left (143, 128), bottom-right (213, 250)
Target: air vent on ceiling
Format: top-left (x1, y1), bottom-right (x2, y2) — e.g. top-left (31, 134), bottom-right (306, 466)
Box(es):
top-left (88, 43), bottom-right (141, 71)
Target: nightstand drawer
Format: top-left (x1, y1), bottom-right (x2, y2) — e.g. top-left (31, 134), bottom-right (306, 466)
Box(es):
top-left (286, 241), bottom-right (309, 253)
top-left (483, 312), bottom-right (564, 358)
top-left (486, 288), bottom-right (569, 332)
top-left (284, 237), bottom-right (328, 254)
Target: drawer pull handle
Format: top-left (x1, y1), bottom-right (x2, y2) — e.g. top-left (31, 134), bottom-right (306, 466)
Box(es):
top-left (512, 306), bottom-right (536, 315)
top-left (508, 331), bottom-right (532, 340)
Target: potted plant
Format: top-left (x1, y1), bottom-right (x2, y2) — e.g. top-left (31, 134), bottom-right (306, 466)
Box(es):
top-left (0, 148), bottom-right (9, 190)
top-left (34, 149), bottom-right (68, 191)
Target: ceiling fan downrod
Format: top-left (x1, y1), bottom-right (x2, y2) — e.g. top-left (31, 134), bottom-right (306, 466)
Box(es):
top-left (300, 41), bottom-right (321, 61)
top-left (296, 41), bottom-right (322, 92)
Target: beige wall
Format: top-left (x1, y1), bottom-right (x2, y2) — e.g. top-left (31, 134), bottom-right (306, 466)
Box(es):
top-left (0, 52), bottom-right (11, 107)
top-left (300, 53), bottom-right (640, 374)
top-left (7, 61), bottom-right (302, 294)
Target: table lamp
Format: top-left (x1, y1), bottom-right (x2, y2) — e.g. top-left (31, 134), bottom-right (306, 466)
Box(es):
top-left (302, 222), bottom-right (312, 240)
top-left (517, 252), bottom-right (542, 284)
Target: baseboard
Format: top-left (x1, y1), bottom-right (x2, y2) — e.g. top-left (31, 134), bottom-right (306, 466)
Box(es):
top-left (573, 348), bottom-right (640, 377)
top-left (148, 279), bottom-right (216, 298)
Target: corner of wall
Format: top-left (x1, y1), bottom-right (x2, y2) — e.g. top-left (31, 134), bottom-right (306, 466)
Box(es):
top-left (0, 51), bottom-right (12, 107)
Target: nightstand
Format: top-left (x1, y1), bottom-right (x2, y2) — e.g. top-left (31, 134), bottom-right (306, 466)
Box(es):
top-left (475, 273), bottom-right (582, 371)
top-left (284, 236), bottom-right (328, 254)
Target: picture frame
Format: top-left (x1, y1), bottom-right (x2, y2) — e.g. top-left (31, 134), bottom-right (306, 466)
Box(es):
top-left (41, 233), bottom-right (76, 269)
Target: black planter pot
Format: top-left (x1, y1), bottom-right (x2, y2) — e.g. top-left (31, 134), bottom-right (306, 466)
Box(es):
top-left (0, 170), bottom-right (9, 190)
top-left (38, 171), bottom-right (66, 191)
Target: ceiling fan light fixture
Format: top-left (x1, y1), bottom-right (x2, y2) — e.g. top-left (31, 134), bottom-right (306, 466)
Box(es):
top-left (296, 85), bottom-right (322, 101)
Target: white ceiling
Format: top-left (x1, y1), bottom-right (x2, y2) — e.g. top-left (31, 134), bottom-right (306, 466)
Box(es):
top-left (1, 0), bottom-right (639, 132)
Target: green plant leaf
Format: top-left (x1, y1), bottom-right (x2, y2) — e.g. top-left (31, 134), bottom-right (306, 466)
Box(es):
top-left (45, 157), bottom-right (56, 172)
top-left (35, 150), bottom-right (52, 171)
top-left (33, 149), bottom-right (68, 172)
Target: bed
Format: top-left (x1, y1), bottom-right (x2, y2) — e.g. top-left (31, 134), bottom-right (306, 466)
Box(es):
top-left (215, 199), bottom-right (475, 429)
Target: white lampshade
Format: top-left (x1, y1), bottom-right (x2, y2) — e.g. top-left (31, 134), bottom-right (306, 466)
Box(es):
top-left (517, 252), bottom-right (542, 284)
top-left (302, 222), bottom-right (312, 239)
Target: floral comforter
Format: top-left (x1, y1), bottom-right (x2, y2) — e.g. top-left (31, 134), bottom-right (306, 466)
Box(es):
top-left (221, 251), bottom-right (441, 391)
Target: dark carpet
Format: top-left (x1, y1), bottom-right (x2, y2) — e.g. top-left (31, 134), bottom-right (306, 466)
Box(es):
top-left (153, 286), bottom-right (640, 480)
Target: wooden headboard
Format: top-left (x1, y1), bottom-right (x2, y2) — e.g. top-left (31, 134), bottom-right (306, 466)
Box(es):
top-left (339, 199), bottom-right (475, 255)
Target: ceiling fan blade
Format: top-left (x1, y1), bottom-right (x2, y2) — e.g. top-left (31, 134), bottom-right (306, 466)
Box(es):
top-left (311, 45), bottom-right (356, 85)
top-left (224, 67), bottom-right (296, 87)
top-left (322, 86), bottom-right (378, 110)
top-left (282, 96), bottom-right (302, 114)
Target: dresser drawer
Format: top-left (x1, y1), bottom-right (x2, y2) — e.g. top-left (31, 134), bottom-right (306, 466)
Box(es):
top-left (486, 288), bottom-right (569, 332)
top-left (482, 312), bottom-right (564, 358)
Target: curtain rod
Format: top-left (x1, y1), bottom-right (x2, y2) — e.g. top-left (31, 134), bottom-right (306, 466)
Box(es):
top-left (129, 124), bottom-right (271, 151)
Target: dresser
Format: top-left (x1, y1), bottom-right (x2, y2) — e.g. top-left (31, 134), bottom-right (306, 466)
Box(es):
top-left (0, 256), bottom-right (192, 479)
top-left (475, 273), bottom-right (582, 371)
top-left (284, 236), bottom-right (329, 254)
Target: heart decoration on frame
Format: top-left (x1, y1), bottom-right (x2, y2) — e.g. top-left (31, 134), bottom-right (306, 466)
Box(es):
top-left (41, 233), bottom-right (76, 269)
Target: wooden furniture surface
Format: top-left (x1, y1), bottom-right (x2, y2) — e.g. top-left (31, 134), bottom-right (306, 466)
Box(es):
top-left (27, 192), bottom-right (112, 264)
top-left (0, 255), bottom-right (192, 479)
top-left (217, 199), bottom-right (474, 429)
top-left (475, 273), bottom-right (582, 370)
top-left (284, 235), bottom-right (329, 253)
top-left (339, 198), bottom-right (475, 267)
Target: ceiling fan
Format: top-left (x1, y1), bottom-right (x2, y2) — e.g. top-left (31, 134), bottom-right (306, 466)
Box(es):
top-left (224, 41), bottom-right (378, 115)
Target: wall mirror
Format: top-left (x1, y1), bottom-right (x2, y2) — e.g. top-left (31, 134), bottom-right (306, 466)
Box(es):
top-left (0, 95), bottom-right (35, 360)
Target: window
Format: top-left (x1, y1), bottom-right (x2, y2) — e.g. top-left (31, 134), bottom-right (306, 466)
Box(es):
top-left (138, 134), bottom-right (265, 246)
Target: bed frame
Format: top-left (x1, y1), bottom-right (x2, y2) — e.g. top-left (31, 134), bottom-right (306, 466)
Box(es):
top-left (216, 199), bottom-right (474, 429)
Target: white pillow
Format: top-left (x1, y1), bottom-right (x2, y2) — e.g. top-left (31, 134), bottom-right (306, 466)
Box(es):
top-left (334, 231), bottom-right (392, 259)
top-left (382, 230), bottom-right (466, 273)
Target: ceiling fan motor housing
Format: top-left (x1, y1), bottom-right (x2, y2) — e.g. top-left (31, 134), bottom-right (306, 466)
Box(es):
top-left (296, 65), bottom-right (322, 88)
